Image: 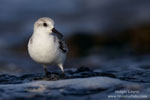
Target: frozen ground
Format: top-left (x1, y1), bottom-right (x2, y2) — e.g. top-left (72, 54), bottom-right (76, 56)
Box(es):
top-left (0, 76), bottom-right (148, 100)
top-left (0, 66), bottom-right (149, 100)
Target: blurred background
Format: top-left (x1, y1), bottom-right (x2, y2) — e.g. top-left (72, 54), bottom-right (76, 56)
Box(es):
top-left (0, 0), bottom-right (150, 75)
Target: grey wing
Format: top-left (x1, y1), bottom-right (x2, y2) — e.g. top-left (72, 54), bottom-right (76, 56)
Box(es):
top-left (52, 28), bottom-right (68, 53)
top-left (58, 38), bottom-right (68, 53)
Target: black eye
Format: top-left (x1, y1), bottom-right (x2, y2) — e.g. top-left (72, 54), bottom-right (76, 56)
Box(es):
top-left (43, 23), bottom-right (48, 27)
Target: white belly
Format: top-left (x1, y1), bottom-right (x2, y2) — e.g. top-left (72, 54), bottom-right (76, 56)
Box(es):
top-left (28, 34), bottom-right (65, 65)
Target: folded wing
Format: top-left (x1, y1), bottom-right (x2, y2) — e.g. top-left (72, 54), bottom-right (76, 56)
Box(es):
top-left (52, 28), bottom-right (68, 53)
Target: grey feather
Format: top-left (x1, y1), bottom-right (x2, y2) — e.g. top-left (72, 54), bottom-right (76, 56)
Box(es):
top-left (52, 28), bottom-right (68, 53)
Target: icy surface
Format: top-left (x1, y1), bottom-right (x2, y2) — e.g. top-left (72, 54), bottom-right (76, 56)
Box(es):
top-left (0, 67), bottom-right (149, 100)
top-left (0, 76), bottom-right (148, 100)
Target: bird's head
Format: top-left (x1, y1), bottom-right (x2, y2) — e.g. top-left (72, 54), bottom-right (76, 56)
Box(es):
top-left (34, 17), bottom-right (54, 34)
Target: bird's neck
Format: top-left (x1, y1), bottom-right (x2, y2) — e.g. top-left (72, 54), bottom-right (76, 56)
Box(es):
top-left (33, 29), bottom-right (52, 37)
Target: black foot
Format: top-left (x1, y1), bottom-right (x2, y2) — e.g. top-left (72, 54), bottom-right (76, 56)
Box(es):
top-left (44, 67), bottom-right (51, 78)
top-left (61, 72), bottom-right (66, 78)
top-left (44, 71), bottom-right (51, 78)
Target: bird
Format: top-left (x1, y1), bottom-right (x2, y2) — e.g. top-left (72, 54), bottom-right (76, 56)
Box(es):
top-left (28, 17), bottom-right (68, 77)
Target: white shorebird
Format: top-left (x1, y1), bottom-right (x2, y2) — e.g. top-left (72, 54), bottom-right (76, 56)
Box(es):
top-left (28, 17), bottom-right (68, 76)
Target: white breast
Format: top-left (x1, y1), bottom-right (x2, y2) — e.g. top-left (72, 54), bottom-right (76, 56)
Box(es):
top-left (28, 33), bottom-right (65, 65)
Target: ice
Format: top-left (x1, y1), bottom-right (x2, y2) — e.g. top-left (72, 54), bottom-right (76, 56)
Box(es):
top-left (0, 76), bottom-right (149, 100)
top-left (0, 77), bottom-right (127, 99)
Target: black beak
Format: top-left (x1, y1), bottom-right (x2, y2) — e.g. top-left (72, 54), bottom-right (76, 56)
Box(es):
top-left (52, 28), bottom-right (63, 38)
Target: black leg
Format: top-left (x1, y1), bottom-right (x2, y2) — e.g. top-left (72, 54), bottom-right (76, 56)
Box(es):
top-left (44, 68), bottom-right (49, 77)
top-left (43, 65), bottom-right (50, 77)
top-left (61, 71), bottom-right (66, 78)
